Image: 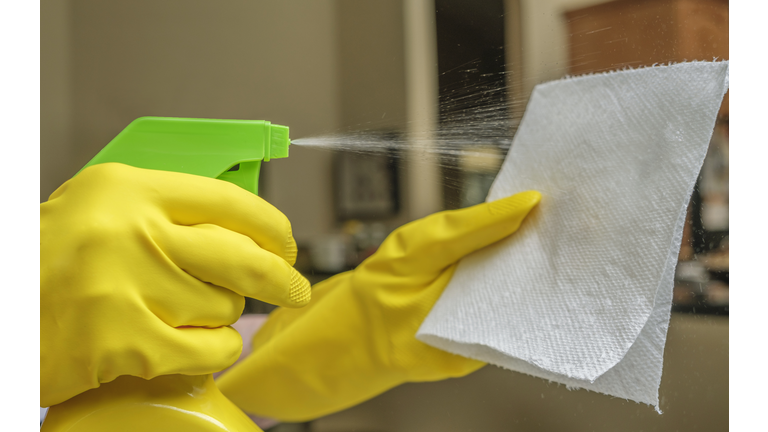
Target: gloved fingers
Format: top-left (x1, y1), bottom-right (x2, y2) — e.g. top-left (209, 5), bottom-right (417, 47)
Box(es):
top-left (160, 223), bottom-right (311, 308)
top-left (148, 280), bottom-right (246, 328)
top-left (368, 190), bottom-right (541, 275)
top-left (151, 325), bottom-right (244, 377)
top-left (78, 163), bottom-right (299, 265)
top-left (155, 170), bottom-right (298, 265)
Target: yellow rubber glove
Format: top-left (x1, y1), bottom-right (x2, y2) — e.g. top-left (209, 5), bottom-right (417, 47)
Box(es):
top-left (40, 163), bottom-right (311, 408)
top-left (216, 190), bottom-right (541, 421)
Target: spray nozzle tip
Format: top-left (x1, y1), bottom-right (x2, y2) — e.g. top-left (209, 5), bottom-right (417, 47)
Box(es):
top-left (269, 124), bottom-right (290, 159)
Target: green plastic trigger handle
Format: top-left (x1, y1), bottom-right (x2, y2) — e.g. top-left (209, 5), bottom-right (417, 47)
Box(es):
top-left (78, 116), bottom-right (291, 195)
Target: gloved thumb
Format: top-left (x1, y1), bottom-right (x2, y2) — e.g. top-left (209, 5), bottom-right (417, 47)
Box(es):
top-left (364, 190), bottom-right (541, 276)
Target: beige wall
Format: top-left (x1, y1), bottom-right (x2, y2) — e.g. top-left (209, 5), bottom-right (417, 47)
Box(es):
top-left (41, 0), bottom-right (74, 202)
top-left (337, 0), bottom-right (407, 132)
top-left (41, 0), bottom-right (344, 243)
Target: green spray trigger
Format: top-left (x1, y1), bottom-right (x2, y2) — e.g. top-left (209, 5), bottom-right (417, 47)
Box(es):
top-left (79, 116), bottom-right (291, 195)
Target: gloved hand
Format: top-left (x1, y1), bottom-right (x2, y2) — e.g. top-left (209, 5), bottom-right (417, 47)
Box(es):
top-left (40, 163), bottom-right (310, 408)
top-left (216, 190), bottom-right (541, 421)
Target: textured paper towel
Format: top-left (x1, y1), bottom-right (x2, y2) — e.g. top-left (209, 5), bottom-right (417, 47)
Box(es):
top-left (416, 61), bottom-right (729, 411)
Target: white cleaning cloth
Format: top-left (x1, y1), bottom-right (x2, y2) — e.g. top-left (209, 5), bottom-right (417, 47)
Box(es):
top-left (417, 61), bottom-right (729, 411)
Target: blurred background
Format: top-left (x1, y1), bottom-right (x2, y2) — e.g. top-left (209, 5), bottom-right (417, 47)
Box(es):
top-left (41, 0), bottom-right (728, 430)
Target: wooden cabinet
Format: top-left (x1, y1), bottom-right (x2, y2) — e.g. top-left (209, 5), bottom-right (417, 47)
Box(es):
top-left (565, 0), bottom-right (728, 116)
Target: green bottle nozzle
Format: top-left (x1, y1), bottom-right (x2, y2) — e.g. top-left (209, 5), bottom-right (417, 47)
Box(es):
top-left (78, 116), bottom-right (291, 195)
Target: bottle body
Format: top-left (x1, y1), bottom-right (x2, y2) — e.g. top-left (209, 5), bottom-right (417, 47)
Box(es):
top-left (42, 374), bottom-right (262, 432)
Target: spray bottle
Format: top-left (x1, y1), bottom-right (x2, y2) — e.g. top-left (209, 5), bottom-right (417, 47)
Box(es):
top-left (42, 116), bottom-right (291, 432)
